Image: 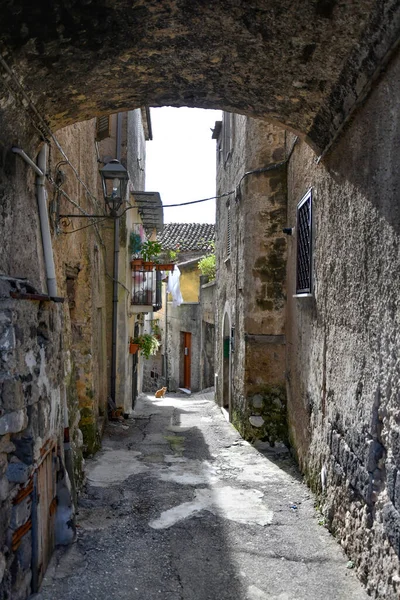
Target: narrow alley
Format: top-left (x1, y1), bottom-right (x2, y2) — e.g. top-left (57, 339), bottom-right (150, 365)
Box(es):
top-left (34, 392), bottom-right (368, 600)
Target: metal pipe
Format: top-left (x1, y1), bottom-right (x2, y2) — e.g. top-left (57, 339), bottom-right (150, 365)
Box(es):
top-left (116, 113), bottom-right (122, 161)
top-left (12, 147), bottom-right (44, 177)
top-left (110, 215), bottom-right (120, 403)
top-left (13, 144), bottom-right (58, 297)
top-left (37, 146), bottom-right (58, 297)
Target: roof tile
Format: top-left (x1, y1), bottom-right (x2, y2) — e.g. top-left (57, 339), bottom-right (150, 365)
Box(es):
top-left (157, 223), bottom-right (215, 252)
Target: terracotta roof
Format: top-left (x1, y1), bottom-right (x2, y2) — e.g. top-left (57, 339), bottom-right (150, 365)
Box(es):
top-left (157, 223), bottom-right (215, 252)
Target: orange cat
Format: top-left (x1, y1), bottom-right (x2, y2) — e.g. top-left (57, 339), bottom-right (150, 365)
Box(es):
top-left (155, 386), bottom-right (167, 399)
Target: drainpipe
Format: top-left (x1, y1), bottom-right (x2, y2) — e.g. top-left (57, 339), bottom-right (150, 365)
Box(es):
top-left (110, 215), bottom-right (120, 404)
top-left (37, 145), bottom-right (57, 296)
top-left (12, 145), bottom-right (57, 296)
top-left (116, 113), bottom-right (122, 161)
top-left (111, 114), bottom-right (123, 404)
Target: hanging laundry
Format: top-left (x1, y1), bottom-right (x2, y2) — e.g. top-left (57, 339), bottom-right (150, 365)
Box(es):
top-left (166, 266), bottom-right (183, 307)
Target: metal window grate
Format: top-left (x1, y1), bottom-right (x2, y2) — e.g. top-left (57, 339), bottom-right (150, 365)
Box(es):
top-left (226, 204), bottom-right (231, 257)
top-left (296, 190), bottom-right (312, 294)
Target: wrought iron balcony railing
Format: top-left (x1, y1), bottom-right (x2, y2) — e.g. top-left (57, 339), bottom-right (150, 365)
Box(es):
top-left (131, 268), bottom-right (162, 312)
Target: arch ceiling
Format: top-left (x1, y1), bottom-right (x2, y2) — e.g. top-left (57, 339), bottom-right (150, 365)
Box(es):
top-left (0, 0), bottom-right (399, 152)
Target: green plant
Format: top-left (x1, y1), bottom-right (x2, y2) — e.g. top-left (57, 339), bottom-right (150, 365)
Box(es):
top-left (198, 246), bottom-right (216, 280)
top-left (134, 333), bottom-right (160, 359)
top-left (151, 319), bottom-right (161, 338)
top-left (129, 232), bottom-right (142, 257)
top-left (141, 240), bottom-right (162, 262)
top-left (166, 244), bottom-right (181, 261)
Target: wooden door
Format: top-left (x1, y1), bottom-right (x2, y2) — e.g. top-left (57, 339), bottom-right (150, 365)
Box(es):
top-left (34, 444), bottom-right (57, 591)
top-left (183, 332), bottom-right (191, 389)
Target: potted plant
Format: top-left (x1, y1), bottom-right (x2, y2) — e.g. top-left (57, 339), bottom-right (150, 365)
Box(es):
top-left (134, 333), bottom-right (160, 359)
top-left (141, 240), bottom-right (162, 271)
top-left (129, 337), bottom-right (139, 354)
top-left (129, 232), bottom-right (144, 270)
top-left (155, 246), bottom-right (179, 272)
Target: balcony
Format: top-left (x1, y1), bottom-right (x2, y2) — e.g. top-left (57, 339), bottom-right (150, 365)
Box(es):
top-left (131, 268), bottom-right (162, 313)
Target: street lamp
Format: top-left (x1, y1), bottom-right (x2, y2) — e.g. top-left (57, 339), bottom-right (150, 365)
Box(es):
top-left (99, 159), bottom-right (129, 216)
top-left (98, 158), bottom-right (130, 411)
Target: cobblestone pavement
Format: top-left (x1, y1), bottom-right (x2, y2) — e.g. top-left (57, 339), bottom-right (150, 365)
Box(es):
top-left (33, 391), bottom-right (369, 600)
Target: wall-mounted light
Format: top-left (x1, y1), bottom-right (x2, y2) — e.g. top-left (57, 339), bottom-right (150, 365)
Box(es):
top-left (99, 159), bottom-right (129, 216)
top-left (282, 227), bottom-right (294, 236)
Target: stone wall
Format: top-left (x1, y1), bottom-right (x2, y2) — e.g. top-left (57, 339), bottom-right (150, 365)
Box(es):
top-left (200, 280), bottom-right (215, 390)
top-left (285, 47), bottom-right (400, 599)
top-left (215, 114), bottom-right (288, 443)
top-left (0, 108), bottom-right (149, 598)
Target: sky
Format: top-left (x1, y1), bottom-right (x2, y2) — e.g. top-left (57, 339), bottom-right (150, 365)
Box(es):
top-left (145, 107), bottom-right (221, 224)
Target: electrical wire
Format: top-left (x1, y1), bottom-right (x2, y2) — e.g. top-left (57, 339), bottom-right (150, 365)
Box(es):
top-left (162, 191), bottom-right (234, 208)
top-left (60, 218), bottom-right (108, 234)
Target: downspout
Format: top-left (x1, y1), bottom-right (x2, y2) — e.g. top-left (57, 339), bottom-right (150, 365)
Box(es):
top-left (111, 113), bottom-right (123, 404)
top-left (12, 145), bottom-right (58, 296)
top-left (116, 113), bottom-right (123, 161)
top-left (110, 216), bottom-right (120, 404)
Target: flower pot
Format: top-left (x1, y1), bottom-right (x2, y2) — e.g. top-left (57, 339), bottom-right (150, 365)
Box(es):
top-left (143, 261), bottom-right (154, 272)
top-left (129, 342), bottom-right (139, 354)
top-left (155, 263), bottom-right (175, 272)
top-left (131, 258), bottom-right (144, 271)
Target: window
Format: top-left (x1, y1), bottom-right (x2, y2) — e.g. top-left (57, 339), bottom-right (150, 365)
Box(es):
top-left (296, 189), bottom-right (312, 294)
top-left (222, 112), bottom-right (233, 165)
top-left (95, 115), bottom-right (110, 141)
top-left (226, 202), bottom-right (231, 258)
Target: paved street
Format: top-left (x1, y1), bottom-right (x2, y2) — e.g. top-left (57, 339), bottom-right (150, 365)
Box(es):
top-left (34, 391), bottom-right (368, 600)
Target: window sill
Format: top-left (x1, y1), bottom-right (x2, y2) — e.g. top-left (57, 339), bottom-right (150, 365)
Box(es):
top-left (293, 293), bottom-right (313, 298)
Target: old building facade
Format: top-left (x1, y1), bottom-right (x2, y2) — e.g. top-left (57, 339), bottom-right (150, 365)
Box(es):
top-left (142, 223), bottom-right (215, 394)
top-left (213, 44), bottom-right (400, 599)
top-left (0, 107), bottom-right (162, 598)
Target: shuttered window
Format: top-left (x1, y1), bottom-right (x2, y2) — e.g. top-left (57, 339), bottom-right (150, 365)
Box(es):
top-left (95, 115), bottom-right (110, 141)
top-left (296, 189), bottom-right (312, 294)
top-left (222, 112), bottom-right (233, 165)
top-left (226, 203), bottom-right (231, 258)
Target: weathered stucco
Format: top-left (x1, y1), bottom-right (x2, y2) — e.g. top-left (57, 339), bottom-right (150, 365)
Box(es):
top-left (285, 47), bottom-right (400, 600)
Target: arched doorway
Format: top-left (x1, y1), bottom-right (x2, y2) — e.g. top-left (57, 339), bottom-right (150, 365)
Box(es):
top-left (222, 311), bottom-right (231, 416)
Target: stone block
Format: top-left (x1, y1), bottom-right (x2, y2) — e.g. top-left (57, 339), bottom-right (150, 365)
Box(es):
top-left (11, 437), bottom-right (34, 466)
top-left (0, 435), bottom-right (15, 454)
top-left (16, 531), bottom-right (31, 571)
top-left (0, 316), bottom-right (15, 356)
top-left (10, 496), bottom-right (31, 530)
top-left (0, 379), bottom-right (24, 412)
top-left (6, 463), bottom-right (30, 484)
top-left (0, 410), bottom-right (28, 436)
top-left (252, 394), bottom-right (263, 408)
top-left (0, 476), bottom-right (9, 501)
top-left (382, 502), bottom-right (400, 558)
top-left (0, 552), bottom-right (5, 584)
top-left (249, 415), bottom-right (264, 427)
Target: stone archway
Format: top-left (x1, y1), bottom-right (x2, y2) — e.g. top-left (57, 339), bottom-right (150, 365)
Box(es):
top-left (0, 1), bottom-right (399, 152)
